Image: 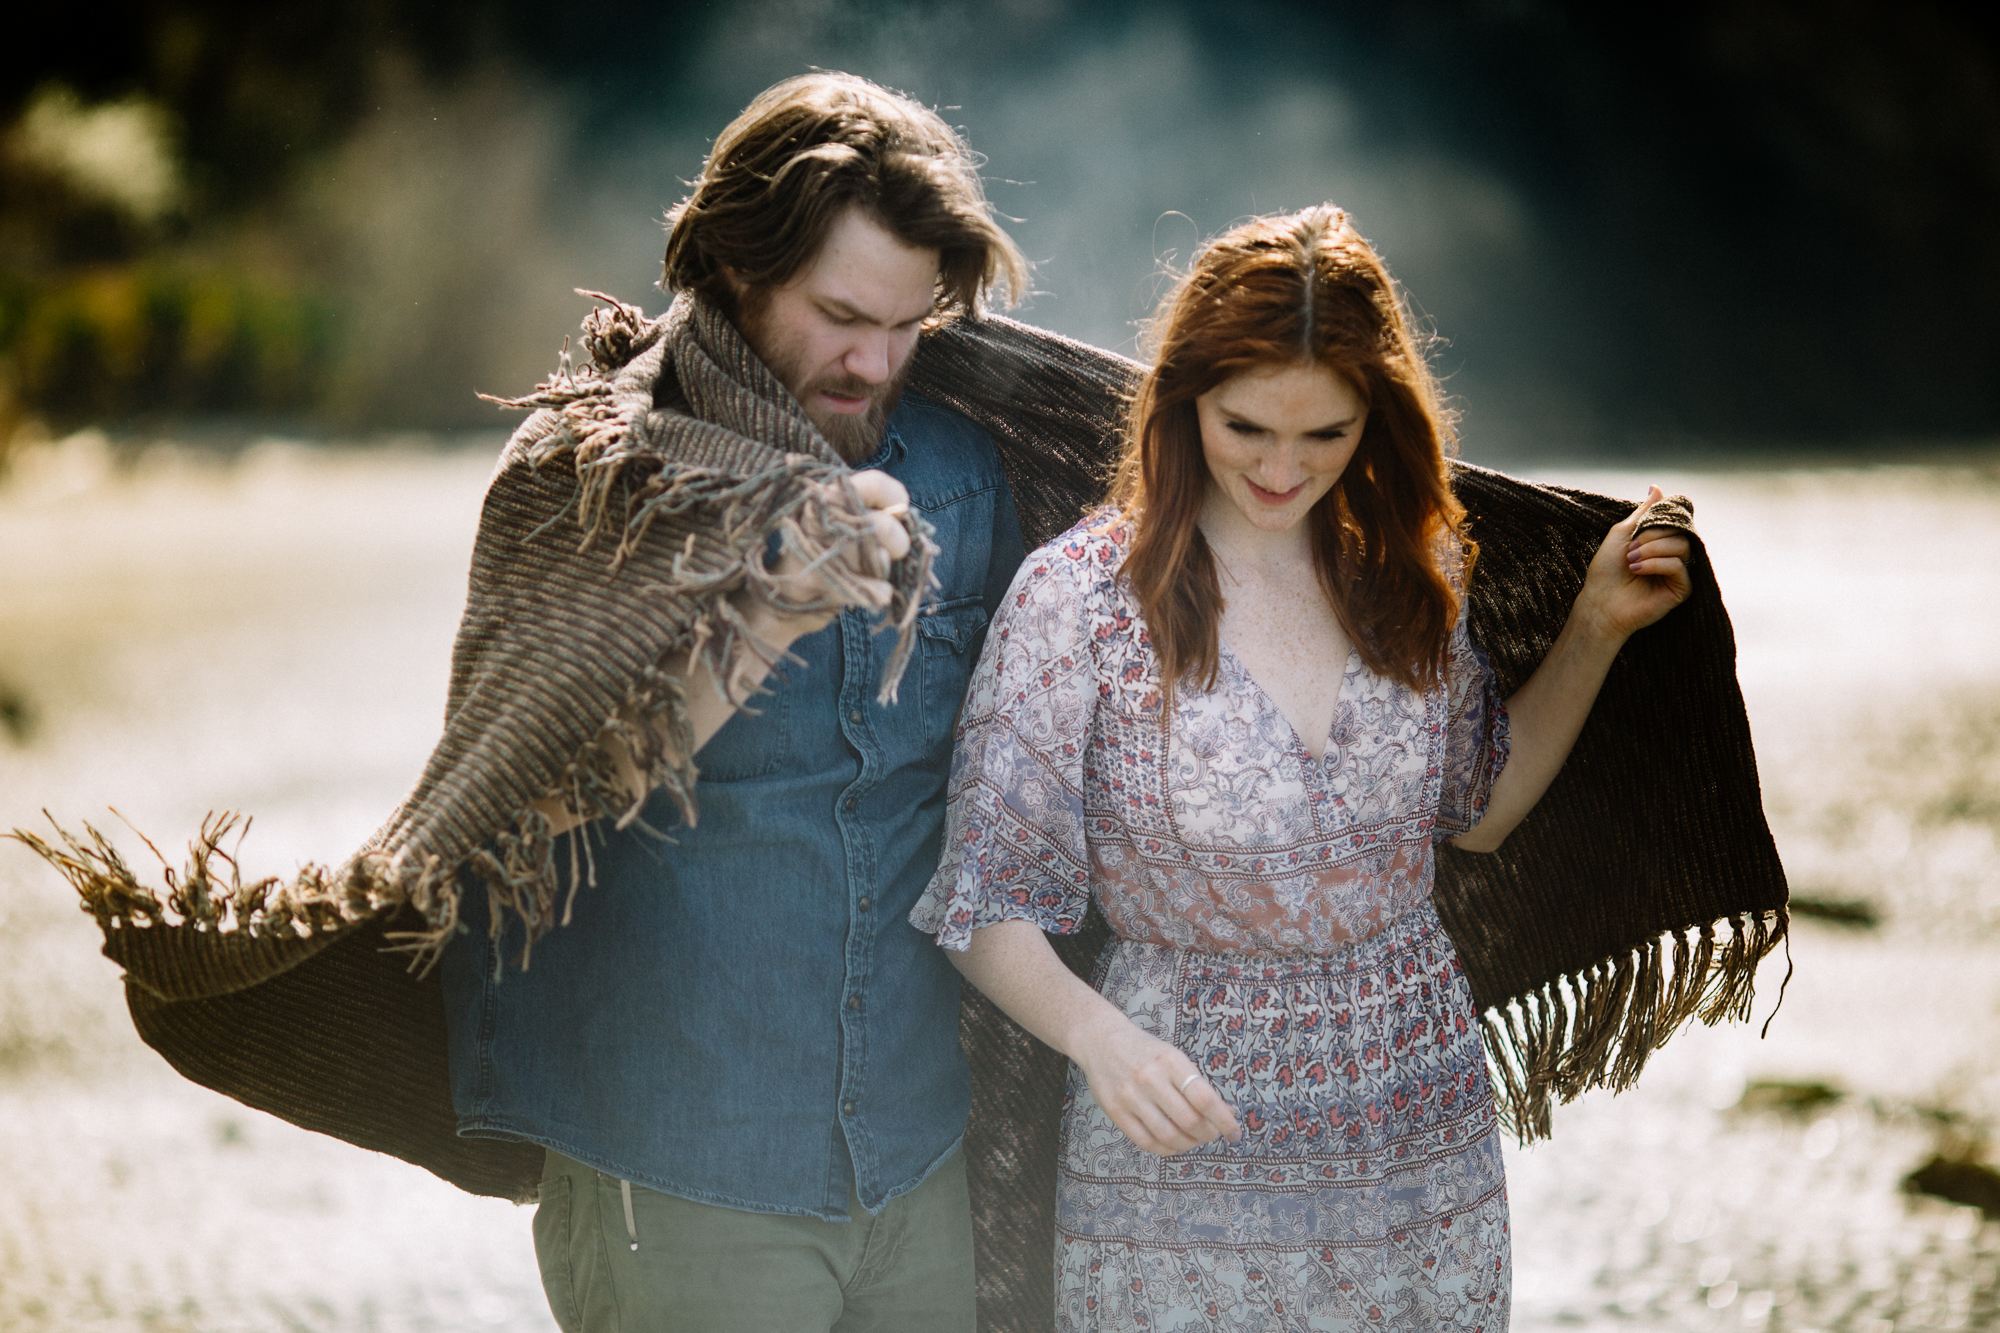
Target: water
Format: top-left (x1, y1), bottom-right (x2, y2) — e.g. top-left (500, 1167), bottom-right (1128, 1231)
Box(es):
top-left (1, 435), bottom-right (1995, 1331)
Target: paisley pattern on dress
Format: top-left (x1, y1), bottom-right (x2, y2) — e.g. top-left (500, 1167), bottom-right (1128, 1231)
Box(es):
top-left (911, 511), bottom-right (1514, 1332)
top-left (1058, 920), bottom-right (1510, 1332)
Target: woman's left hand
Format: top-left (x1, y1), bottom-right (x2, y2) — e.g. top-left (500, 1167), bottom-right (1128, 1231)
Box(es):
top-left (1576, 484), bottom-right (1694, 644)
top-left (1453, 485), bottom-right (1696, 853)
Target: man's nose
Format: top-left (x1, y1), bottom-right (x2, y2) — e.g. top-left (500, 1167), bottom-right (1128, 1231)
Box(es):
top-left (843, 330), bottom-right (893, 385)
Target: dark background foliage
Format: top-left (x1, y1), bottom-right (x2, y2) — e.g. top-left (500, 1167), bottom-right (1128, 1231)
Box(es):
top-left (3, 0), bottom-right (1995, 454)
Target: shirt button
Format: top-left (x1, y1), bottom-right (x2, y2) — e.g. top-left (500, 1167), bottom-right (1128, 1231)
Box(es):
top-left (857, 897), bottom-right (871, 912)
top-left (847, 995), bottom-right (860, 1010)
top-left (849, 708), bottom-right (862, 723)
top-left (842, 1100), bottom-right (855, 1116)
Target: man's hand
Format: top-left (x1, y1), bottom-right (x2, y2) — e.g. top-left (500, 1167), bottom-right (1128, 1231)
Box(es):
top-left (737, 469), bottom-right (914, 643)
top-left (531, 470), bottom-right (916, 836)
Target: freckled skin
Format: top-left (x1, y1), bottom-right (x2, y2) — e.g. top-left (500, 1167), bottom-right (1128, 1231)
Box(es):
top-left (1195, 362), bottom-right (1367, 761)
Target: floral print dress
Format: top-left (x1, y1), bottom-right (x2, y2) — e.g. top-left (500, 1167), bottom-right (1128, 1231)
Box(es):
top-left (912, 512), bottom-right (1515, 1332)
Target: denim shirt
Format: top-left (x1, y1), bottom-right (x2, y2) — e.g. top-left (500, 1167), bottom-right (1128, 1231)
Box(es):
top-left (440, 394), bottom-right (1025, 1220)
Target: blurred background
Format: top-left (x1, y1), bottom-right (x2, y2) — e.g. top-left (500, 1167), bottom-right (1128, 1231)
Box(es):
top-left (1, 1), bottom-right (1997, 1330)
top-left (3, 0), bottom-right (1997, 454)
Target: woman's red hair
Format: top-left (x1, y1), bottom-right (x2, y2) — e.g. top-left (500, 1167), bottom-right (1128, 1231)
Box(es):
top-left (1114, 205), bottom-right (1471, 697)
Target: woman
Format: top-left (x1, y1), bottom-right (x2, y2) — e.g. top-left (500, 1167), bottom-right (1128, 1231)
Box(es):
top-left (909, 205), bottom-right (1691, 1330)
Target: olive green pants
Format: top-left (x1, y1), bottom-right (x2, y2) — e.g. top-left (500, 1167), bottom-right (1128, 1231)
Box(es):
top-left (532, 1149), bottom-right (975, 1332)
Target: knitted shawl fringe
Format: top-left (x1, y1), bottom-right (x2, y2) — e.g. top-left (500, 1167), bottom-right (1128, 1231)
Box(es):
top-left (17, 291), bottom-right (938, 987)
top-left (1478, 908), bottom-right (1787, 1141)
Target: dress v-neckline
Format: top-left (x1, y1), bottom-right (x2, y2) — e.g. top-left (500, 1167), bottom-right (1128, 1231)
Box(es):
top-left (1216, 638), bottom-right (1361, 767)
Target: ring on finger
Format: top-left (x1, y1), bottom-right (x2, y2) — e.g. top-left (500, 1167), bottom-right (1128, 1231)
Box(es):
top-left (1178, 1073), bottom-right (1200, 1094)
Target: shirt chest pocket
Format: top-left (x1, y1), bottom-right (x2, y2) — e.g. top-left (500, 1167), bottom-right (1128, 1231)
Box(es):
top-left (915, 597), bottom-right (991, 761)
top-left (696, 673), bottom-right (792, 782)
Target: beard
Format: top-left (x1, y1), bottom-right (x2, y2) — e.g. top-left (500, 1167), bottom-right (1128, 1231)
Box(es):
top-left (790, 362), bottom-right (910, 463)
top-left (735, 296), bottom-right (912, 464)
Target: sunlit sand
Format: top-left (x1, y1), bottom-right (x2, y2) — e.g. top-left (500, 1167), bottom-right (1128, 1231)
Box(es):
top-left (2, 437), bottom-right (1995, 1330)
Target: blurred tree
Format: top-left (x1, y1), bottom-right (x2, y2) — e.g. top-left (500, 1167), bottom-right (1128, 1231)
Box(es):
top-left (0, 0), bottom-right (1994, 441)
top-left (0, 0), bottom-right (712, 436)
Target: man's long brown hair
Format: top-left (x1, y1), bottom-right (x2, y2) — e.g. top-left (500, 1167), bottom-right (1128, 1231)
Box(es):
top-left (660, 72), bottom-right (1026, 320)
top-left (1114, 205), bottom-right (1471, 698)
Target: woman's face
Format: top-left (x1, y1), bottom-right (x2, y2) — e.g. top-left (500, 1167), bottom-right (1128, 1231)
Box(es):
top-left (1195, 361), bottom-right (1367, 536)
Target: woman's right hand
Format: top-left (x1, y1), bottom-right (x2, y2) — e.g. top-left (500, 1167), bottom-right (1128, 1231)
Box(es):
top-left (737, 469), bottom-right (913, 644)
top-left (945, 918), bottom-right (1241, 1157)
top-left (1070, 1009), bottom-right (1242, 1156)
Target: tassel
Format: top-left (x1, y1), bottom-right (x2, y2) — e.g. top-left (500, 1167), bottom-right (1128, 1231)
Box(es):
top-left (1611, 938), bottom-right (1663, 1089)
top-left (1481, 907), bottom-right (1791, 1146)
top-left (1761, 912), bottom-right (1794, 1039)
top-left (1701, 912), bottom-right (1760, 1025)
top-left (1543, 980), bottom-right (1571, 1094)
top-left (1660, 926), bottom-right (1695, 1032)
top-left (1559, 957), bottom-right (1633, 1097)
top-left (1479, 1012), bottom-right (1531, 1142)
top-left (1500, 1000), bottom-right (1543, 1141)
top-left (1684, 921), bottom-right (1717, 1025)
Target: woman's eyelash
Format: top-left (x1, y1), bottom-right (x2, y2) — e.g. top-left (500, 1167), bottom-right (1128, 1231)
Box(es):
top-left (1223, 421), bottom-right (1348, 440)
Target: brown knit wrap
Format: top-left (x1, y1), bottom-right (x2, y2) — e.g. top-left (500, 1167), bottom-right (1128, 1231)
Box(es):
top-left (20, 292), bottom-right (939, 977)
top-left (14, 299), bottom-right (1785, 1332)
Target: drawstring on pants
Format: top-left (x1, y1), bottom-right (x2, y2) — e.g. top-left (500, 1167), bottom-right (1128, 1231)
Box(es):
top-left (619, 1178), bottom-right (638, 1251)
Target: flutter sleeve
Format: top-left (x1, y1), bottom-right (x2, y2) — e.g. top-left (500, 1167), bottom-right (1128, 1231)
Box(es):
top-left (1433, 594), bottom-right (1512, 841)
top-left (909, 539), bottom-right (1102, 952)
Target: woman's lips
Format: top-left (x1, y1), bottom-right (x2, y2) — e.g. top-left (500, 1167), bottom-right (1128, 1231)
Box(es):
top-left (1245, 478), bottom-right (1306, 504)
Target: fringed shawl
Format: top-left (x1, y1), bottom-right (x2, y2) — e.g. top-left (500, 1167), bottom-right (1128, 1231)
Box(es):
top-left (16, 294), bottom-right (1787, 1333)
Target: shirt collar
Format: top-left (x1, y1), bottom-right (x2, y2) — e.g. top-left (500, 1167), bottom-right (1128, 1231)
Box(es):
top-left (853, 406), bottom-right (909, 472)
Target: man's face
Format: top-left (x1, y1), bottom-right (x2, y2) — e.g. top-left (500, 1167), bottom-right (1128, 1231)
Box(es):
top-left (732, 207), bottom-right (941, 463)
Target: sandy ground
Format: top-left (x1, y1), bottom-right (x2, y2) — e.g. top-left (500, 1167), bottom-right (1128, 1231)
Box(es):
top-left (0, 435), bottom-right (1995, 1331)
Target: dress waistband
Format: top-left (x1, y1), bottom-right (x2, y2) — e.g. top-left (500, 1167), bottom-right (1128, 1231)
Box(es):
top-left (1104, 896), bottom-right (1448, 982)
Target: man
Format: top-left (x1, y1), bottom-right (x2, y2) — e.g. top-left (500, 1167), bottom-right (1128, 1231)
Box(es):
top-left (438, 73), bottom-right (1034, 1331)
top-left (32, 62), bottom-right (1144, 1333)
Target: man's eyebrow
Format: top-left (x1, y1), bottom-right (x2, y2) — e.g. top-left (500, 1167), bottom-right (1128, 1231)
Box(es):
top-left (818, 296), bottom-right (874, 322)
top-left (819, 295), bottom-right (931, 326)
